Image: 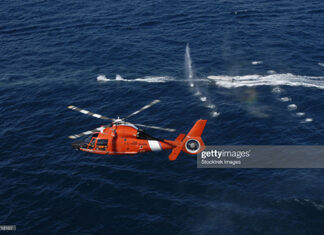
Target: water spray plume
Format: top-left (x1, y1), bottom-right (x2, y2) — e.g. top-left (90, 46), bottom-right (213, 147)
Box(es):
top-left (185, 44), bottom-right (219, 117)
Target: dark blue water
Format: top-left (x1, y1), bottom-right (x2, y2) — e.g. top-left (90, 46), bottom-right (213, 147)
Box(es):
top-left (1, 0), bottom-right (324, 234)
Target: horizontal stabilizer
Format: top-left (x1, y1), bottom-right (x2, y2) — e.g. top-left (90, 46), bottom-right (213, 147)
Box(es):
top-left (175, 133), bottom-right (186, 143)
top-left (168, 146), bottom-right (183, 161)
top-left (168, 120), bottom-right (207, 160)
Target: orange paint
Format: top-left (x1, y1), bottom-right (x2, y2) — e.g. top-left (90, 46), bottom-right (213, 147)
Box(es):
top-left (73, 120), bottom-right (207, 160)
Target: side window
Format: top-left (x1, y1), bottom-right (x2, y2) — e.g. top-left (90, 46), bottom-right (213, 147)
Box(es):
top-left (97, 139), bottom-right (108, 146)
top-left (96, 139), bottom-right (108, 150)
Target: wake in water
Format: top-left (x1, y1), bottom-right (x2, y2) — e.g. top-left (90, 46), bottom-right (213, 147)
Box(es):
top-left (209, 73), bottom-right (318, 123)
top-left (97, 74), bottom-right (110, 81)
top-left (97, 74), bottom-right (174, 83)
top-left (208, 73), bottom-right (324, 90)
top-left (185, 44), bottom-right (219, 117)
top-left (97, 74), bottom-right (205, 83)
top-left (96, 71), bottom-right (321, 122)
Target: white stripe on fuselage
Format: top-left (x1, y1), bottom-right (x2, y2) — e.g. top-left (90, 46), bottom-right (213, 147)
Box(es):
top-left (148, 140), bottom-right (162, 151)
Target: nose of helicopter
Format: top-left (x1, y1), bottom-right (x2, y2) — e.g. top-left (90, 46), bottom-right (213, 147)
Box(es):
top-left (71, 141), bottom-right (87, 150)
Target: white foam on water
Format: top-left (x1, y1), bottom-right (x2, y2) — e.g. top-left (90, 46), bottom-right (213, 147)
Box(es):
top-left (134, 76), bottom-right (173, 83)
top-left (318, 62), bottom-right (324, 67)
top-left (190, 83), bottom-right (194, 87)
top-left (272, 87), bottom-right (282, 93)
top-left (252, 61), bottom-right (263, 65)
top-left (280, 97), bottom-right (291, 102)
top-left (200, 96), bottom-right (207, 102)
top-left (267, 70), bottom-right (276, 74)
top-left (288, 104), bottom-right (297, 110)
top-left (301, 118), bottom-right (313, 123)
top-left (97, 74), bottom-right (176, 83)
top-left (207, 104), bottom-right (216, 109)
top-left (96, 74), bottom-right (110, 81)
top-left (211, 111), bottom-right (220, 117)
top-left (115, 74), bottom-right (124, 80)
top-left (208, 73), bottom-right (318, 125)
top-left (208, 73), bottom-right (324, 90)
top-left (194, 91), bottom-right (201, 96)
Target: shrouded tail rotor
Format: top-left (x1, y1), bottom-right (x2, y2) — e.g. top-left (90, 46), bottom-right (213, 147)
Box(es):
top-left (168, 120), bottom-right (207, 160)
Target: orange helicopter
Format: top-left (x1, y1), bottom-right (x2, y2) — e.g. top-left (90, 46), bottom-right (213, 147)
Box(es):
top-left (68, 100), bottom-right (207, 160)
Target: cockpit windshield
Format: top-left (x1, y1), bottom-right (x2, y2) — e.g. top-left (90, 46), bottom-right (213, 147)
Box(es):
top-left (83, 134), bottom-right (108, 150)
top-left (84, 133), bottom-right (98, 144)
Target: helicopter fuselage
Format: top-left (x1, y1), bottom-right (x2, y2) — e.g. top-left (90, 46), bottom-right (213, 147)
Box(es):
top-left (68, 100), bottom-right (207, 160)
top-left (72, 123), bottom-right (176, 155)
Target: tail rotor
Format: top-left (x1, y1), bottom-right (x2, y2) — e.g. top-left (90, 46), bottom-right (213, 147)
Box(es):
top-left (168, 120), bottom-right (207, 160)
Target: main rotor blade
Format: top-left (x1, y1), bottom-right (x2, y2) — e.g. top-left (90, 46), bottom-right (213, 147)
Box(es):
top-left (134, 123), bottom-right (176, 132)
top-left (122, 99), bottom-right (160, 121)
top-left (68, 125), bottom-right (109, 139)
top-left (67, 105), bottom-right (114, 121)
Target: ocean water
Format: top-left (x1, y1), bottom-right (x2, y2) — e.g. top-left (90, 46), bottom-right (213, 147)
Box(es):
top-left (1, 0), bottom-right (324, 234)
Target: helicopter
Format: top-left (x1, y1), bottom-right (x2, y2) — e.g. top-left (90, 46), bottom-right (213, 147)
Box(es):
top-left (67, 100), bottom-right (207, 160)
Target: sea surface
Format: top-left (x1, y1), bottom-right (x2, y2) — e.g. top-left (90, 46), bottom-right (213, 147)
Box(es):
top-left (1, 0), bottom-right (324, 234)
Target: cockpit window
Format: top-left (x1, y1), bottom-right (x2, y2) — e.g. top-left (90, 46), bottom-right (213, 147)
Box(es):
top-left (96, 139), bottom-right (108, 151)
top-left (84, 133), bottom-right (99, 144)
top-left (84, 134), bottom-right (108, 150)
top-left (89, 138), bottom-right (96, 147)
top-left (85, 137), bottom-right (97, 150)
top-left (84, 136), bottom-right (92, 143)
